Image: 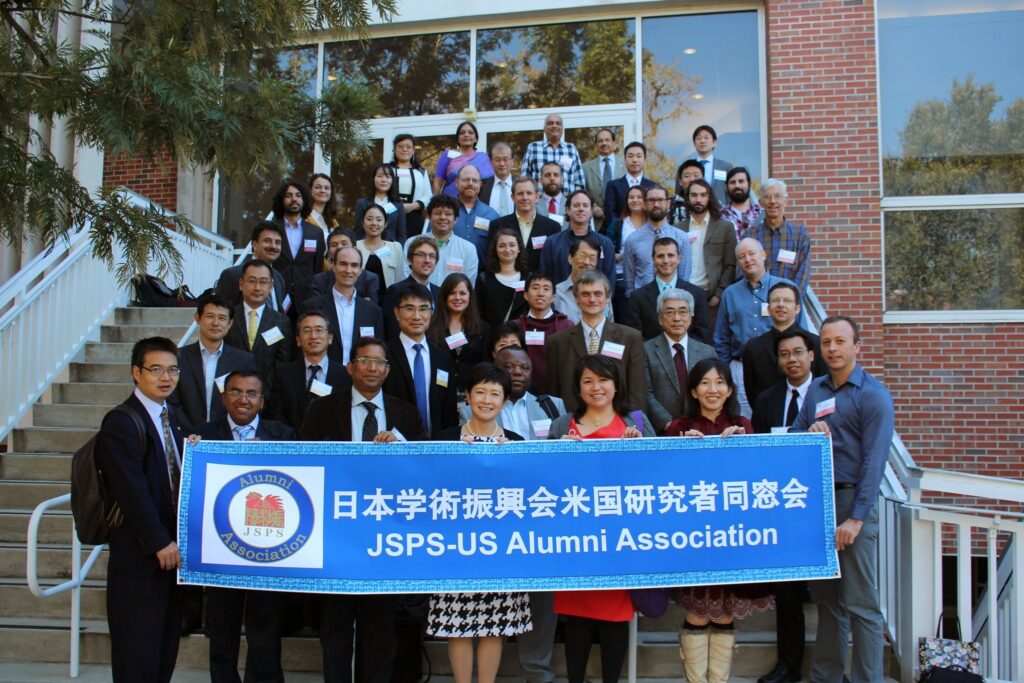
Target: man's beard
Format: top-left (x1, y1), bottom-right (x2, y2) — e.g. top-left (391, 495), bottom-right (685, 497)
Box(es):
top-left (728, 187), bottom-right (750, 203)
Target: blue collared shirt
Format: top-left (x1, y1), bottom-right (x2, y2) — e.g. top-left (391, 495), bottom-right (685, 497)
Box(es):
top-left (792, 365), bottom-right (894, 521)
top-left (538, 229), bottom-right (617, 292)
top-left (713, 272), bottom-right (793, 360)
top-left (743, 217), bottom-right (811, 294)
top-left (453, 200), bottom-right (500, 263)
top-left (621, 223), bottom-right (693, 296)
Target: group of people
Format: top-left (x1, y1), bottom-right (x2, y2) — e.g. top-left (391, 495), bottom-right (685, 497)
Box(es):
top-left (96, 114), bottom-right (894, 683)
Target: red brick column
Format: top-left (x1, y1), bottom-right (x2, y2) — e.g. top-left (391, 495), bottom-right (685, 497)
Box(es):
top-left (102, 148), bottom-right (178, 212)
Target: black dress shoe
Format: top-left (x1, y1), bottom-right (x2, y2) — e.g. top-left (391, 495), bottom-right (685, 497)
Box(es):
top-left (758, 661), bottom-right (800, 683)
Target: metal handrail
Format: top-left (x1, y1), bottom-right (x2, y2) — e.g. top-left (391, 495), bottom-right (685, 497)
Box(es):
top-left (175, 242), bottom-right (251, 347)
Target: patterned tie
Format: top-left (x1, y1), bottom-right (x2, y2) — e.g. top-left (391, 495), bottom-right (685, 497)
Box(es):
top-left (306, 365), bottom-right (321, 405)
top-left (362, 402), bottom-right (378, 442)
top-left (498, 180), bottom-right (509, 215)
top-left (247, 310), bottom-right (258, 349)
top-left (588, 328), bottom-right (600, 355)
top-left (412, 343), bottom-right (430, 433)
top-left (160, 407), bottom-right (180, 506)
top-left (234, 425), bottom-right (254, 441)
top-left (785, 388), bottom-right (800, 427)
top-left (602, 157), bottom-right (612, 187)
top-left (673, 343), bottom-right (688, 393)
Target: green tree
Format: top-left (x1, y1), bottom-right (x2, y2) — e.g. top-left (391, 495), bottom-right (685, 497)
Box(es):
top-left (1, 0), bottom-right (394, 282)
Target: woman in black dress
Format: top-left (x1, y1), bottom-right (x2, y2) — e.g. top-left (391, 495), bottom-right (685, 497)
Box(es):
top-left (427, 273), bottom-right (491, 392)
top-left (475, 227), bottom-right (529, 328)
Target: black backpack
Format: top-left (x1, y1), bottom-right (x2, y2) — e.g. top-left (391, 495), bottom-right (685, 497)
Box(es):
top-left (70, 406), bottom-right (145, 545)
top-left (131, 274), bottom-right (198, 307)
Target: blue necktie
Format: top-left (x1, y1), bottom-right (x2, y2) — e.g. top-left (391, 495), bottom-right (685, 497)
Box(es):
top-left (699, 159), bottom-right (709, 179)
top-left (413, 343), bottom-right (430, 433)
top-left (234, 425), bottom-right (254, 440)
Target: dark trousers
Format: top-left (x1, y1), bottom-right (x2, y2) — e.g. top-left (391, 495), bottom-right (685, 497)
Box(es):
top-left (319, 593), bottom-right (399, 683)
top-left (774, 580), bottom-right (807, 672)
top-left (563, 615), bottom-right (629, 683)
top-left (107, 568), bottom-right (182, 683)
top-left (207, 587), bottom-right (284, 683)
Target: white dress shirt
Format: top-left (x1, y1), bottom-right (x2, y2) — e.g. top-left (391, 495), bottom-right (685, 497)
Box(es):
top-left (227, 414), bottom-right (260, 440)
top-left (501, 395), bottom-right (532, 439)
top-left (199, 341), bottom-right (223, 421)
top-left (688, 213), bottom-right (710, 289)
top-left (492, 176), bottom-right (514, 216)
top-left (399, 332), bottom-right (432, 425)
top-left (351, 390), bottom-right (387, 442)
top-left (665, 333), bottom-right (689, 367)
top-left (332, 286), bottom-right (357, 363)
top-left (133, 388), bottom-right (179, 465)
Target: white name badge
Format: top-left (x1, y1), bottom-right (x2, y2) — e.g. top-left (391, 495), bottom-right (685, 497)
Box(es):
top-left (309, 379), bottom-right (333, 397)
top-left (375, 246), bottom-right (392, 259)
top-left (436, 369), bottom-right (450, 388)
top-left (777, 249), bottom-right (797, 265)
top-left (359, 326), bottom-right (375, 338)
top-left (771, 426), bottom-right (790, 435)
top-left (446, 331), bottom-right (469, 349)
top-left (531, 235), bottom-right (547, 249)
top-left (513, 280), bottom-right (526, 292)
top-left (214, 374), bottom-right (229, 393)
top-left (447, 150), bottom-right (461, 159)
top-left (447, 257), bottom-right (464, 272)
top-left (383, 202), bottom-right (397, 215)
top-left (396, 168), bottom-right (411, 178)
top-left (761, 303), bottom-right (770, 317)
top-left (815, 397), bottom-right (837, 419)
top-left (474, 217), bottom-right (491, 231)
top-left (525, 330), bottom-right (545, 345)
top-left (303, 239), bottom-right (317, 252)
top-left (281, 294), bottom-right (292, 313)
top-left (713, 169), bottom-right (727, 182)
top-left (601, 341), bottom-right (625, 360)
top-left (532, 418), bottom-right (552, 439)
top-left (559, 158), bottom-right (573, 169)
top-left (688, 232), bottom-right (698, 242)
top-left (261, 327), bottom-right (284, 346)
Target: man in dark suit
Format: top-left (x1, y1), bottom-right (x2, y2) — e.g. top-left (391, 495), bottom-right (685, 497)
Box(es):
top-left (478, 141), bottom-right (515, 216)
top-left (546, 270), bottom-right (647, 413)
top-left (224, 260), bottom-right (294, 393)
top-left (192, 370), bottom-right (294, 683)
top-left (582, 127), bottom-right (623, 224)
top-left (271, 180), bottom-right (326, 308)
top-left (382, 282), bottom-right (458, 437)
top-left (623, 237), bottom-right (712, 343)
top-left (215, 221), bottom-right (290, 313)
top-left (301, 246), bottom-right (383, 364)
top-left (300, 336), bottom-right (426, 683)
top-left (679, 179), bottom-right (737, 312)
top-left (601, 141), bottom-right (657, 231)
top-left (311, 227), bottom-right (380, 303)
top-left (96, 337), bottom-right (187, 683)
top-left (489, 177), bottom-right (562, 274)
top-left (689, 124), bottom-right (734, 204)
top-left (169, 294), bottom-right (255, 431)
top-left (381, 235), bottom-right (442, 340)
top-left (644, 288), bottom-right (716, 434)
top-left (267, 311), bottom-right (351, 431)
top-left (751, 328), bottom-right (821, 683)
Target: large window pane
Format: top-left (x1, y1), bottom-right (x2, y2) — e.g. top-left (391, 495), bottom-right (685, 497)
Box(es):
top-left (477, 20), bottom-right (635, 111)
top-left (879, 1), bottom-right (1024, 196)
top-left (324, 32), bottom-right (470, 117)
top-left (331, 138), bottom-right (383, 229)
top-left (641, 12), bottom-right (762, 189)
top-left (885, 208), bottom-right (1024, 310)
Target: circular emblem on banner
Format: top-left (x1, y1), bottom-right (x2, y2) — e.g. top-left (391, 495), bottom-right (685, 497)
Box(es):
top-left (213, 469), bottom-right (314, 563)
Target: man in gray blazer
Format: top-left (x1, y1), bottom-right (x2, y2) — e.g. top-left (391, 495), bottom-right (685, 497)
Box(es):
top-left (644, 288), bottom-right (715, 434)
top-left (679, 179), bottom-right (737, 310)
top-left (581, 128), bottom-right (623, 224)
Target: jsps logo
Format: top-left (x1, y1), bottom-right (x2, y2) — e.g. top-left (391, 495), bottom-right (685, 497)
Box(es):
top-left (213, 470), bottom-right (314, 563)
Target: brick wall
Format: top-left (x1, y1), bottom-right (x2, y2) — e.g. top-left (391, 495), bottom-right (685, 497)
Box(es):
top-left (102, 148), bottom-right (178, 211)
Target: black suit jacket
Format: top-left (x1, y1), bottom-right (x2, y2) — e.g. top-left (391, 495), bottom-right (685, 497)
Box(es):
top-left (311, 269), bottom-right (380, 303)
top-left (168, 342), bottom-right (256, 431)
top-left (621, 278), bottom-right (712, 344)
top-left (194, 415), bottom-right (295, 441)
top-left (382, 276), bottom-right (442, 340)
top-left (741, 324), bottom-right (826, 411)
top-left (751, 379), bottom-right (793, 435)
top-left (224, 304), bottom-right (294, 393)
top-left (266, 357), bottom-right (352, 431)
top-left (96, 395), bottom-right (186, 576)
top-left (274, 220), bottom-right (326, 305)
top-left (488, 212), bottom-right (562, 274)
top-left (215, 259), bottom-right (289, 313)
top-left (602, 176), bottom-right (656, 231)
top-left (300, 292), bottom-right (384, 364)
top-left (382, 337), bottom-right (458, 438)
top-left (299, 388), bottom-right (427, 442)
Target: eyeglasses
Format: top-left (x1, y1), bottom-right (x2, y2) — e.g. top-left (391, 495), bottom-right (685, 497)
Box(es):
top-left (226, 389), bottom-right (262, 400)
top-left (140, 365), bottom-right (180, 377)
top-left (661, 308), bottom-right (691, 319)
top-left (411, 252), bottom-right (438, 261)
top-left (777, 347), bottom-right (808, 360)
top-left (398, 305), bottom-right (433, 315)
top-left (243, 278), bottom-right (272, 287)
top-left (300, 326), bottom-right (330, 336)
top-left (352, 357), bottom-right (390, 368)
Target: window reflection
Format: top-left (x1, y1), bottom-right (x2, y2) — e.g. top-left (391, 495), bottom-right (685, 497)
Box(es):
top-left (477, 20), bottom-right (635, 111)
top-left (324, 32), bottom-right (470, 117)
top-left (878, 1), bottom-right (1024, 196)
top-left (331, 138), bottom-right (383, 229)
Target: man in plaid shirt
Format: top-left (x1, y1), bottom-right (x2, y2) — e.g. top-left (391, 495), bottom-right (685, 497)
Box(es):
top-left (521, 113), bottom-right (585, 198)
top-left (720, 166), bottom-right (764, 238)
top-left (742, 177), bottom-right (811, 295)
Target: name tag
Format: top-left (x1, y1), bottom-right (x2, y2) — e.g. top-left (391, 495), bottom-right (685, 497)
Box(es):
top-left (531, 235), bottom-right (547, 249)
top-left (309, 379), bottom-right (332, 397)
top-left (525, 330), bottom-right (545, 345)
top-left (771, 426), bottom-right (790, 435)
top-left (303, 239), bottom-right (317, 252)
top-left (436, 369), bottom-right (449, 388)
top-left (376, 246), bottom-right (392, 259)
top-left (396, 168), bottom-right (411, 178)
top-left (559, 158), bottom-right (573, 169)
top-left (761, 303), bottom-right (770, 317)
top-left (601, 341), bottom-right (625, 360)
top-left (474, 217), bottom-right (490, 231)
top-left (688, 232), bottom-right (698, 242)
top-left (815, 397), bottom-right (837, 418)
top-left (261, 327), bottom-right (284, 346)
top-left (445, 332), bottom-right (468, 350)
top-left (447, 150), bottom-right (461, 159)
top-left (447, 257), bottom-right (464, 272)
top-left (713, 169), bottom-right (727, 182)
top-left (359, 326), bottom-right (375, 338)
top-left (532, 418), bottom-right (552, 439)
top-left (513, 280), bottom-right (526, 292)
top-left (281, 294), bottom-right (292, 313)
top-left (214, 374), bottom-right (228, 393)
top-left (391, 428), bottom-right (406, 442)
top-left (777, 249), bottom-right (797, 264)
top-left (382, 202), bottom-right (397, 215)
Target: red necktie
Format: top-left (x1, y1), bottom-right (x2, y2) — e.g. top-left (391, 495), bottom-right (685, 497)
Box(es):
top-left (548, 196), bottom-right (557, 215)
top-left (673, 343), bottom-right (688, 392)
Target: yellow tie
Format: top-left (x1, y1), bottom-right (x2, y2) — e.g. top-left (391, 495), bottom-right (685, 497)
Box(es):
top-left (588, 328), bottom-right (599, 355)
top-left (247, 310), bottom-right (258, 349)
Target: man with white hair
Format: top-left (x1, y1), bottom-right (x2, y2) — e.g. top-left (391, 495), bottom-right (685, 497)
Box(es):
top-left (742, 178), bottom-right (811, 295)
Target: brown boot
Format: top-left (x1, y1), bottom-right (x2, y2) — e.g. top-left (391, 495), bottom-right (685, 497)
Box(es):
top-left (679, 625), bottom-right (710, 683)
top-left (708, 628), bottom-right (737, 683)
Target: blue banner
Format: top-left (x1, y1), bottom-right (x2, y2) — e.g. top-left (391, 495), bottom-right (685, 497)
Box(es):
top-left (178, 435), bottom-right (838, 593)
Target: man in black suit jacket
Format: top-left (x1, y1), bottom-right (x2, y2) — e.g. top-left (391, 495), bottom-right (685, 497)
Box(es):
top-left (478, 142), bottom-right (516, 216)
top-left (272, 181), bottom-right (326, 308)
top-left (381, 282), bottom-right (458, 437)
top-left (381, 236), bottom-right (443, 340)
top-left (169, 294), bottom-right (255, 431)
top-left (300, 337), bottom-right (425, 683)
top-left (622, 236), bottom-right (711, 343)
top-left (215, 221), bottom-right (290, 313)
top-left (601, 142), bottom-right (657, 231)
top-left (301, 246), bottom-right (384, 364)
top-left (312, 227), bottom-right (380, 302)
top-left (224, 260), bottom-right (295, 393)
top-left (96, 337), bottom-right (187, 683)
top-left (267, 311), bottom-right (352, 431)
top-left (488, 177), bottom-right (562, 274)
top-left (193, 370), bottom-right (294, 683)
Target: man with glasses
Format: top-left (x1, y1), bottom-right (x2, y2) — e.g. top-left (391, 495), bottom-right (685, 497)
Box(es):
top-left (192, 370), bottom-right (294, 683)
top-left (621, 185), bottom-right (692, 297)
top-left (382, 282), bottom-right (458, 438)
top-left (96, 336), bottom-right (188, 683)
top-left (422, 192), bottom-right (480, 285)
top-left (225, 259), bottom-right (294, 393)
top-left (215, 220), bottom-right (290, 313)
top-left (538, 189), bottom-right (615, 290)
top-left (266, 311), bottom-right (352, 432)
top-left (742, 178), bottom-right (811, 296)
top-left (480, 141), bottom-right (516, 217)
top-left (554, 235), bottom-right (612, 324)
top-left (451, 165), bottom-right (499, 263)
top-left (383, 232), bottom-right (442, 340)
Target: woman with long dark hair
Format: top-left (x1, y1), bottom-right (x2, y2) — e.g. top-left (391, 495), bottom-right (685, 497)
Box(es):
top-left (475, 227), bottom-right (529, 328)
top-left (389, 133), bottom-right (432, 236)
top-left (432, 120), bottom-right (494, 197)
top-left (354, 163), bottom-right (407, 243)
top-left (307, 173), bottom-right (339, 237)
top-left (427, 273), bottom-right (491, 391)
top-left (354, 204), bottom-right (404, 301)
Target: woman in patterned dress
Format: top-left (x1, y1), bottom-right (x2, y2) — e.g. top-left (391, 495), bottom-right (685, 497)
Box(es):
top-left (428, 363), bottom-right (532, 683)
